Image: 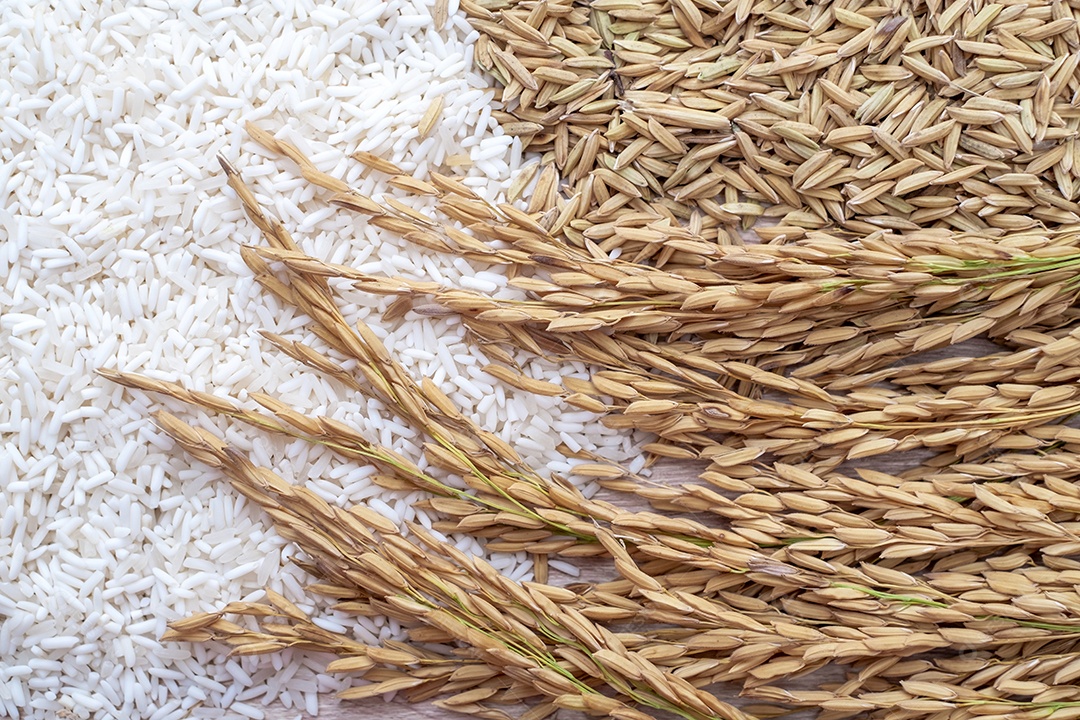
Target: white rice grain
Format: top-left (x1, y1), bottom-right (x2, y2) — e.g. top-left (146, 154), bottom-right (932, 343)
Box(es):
top-left (0, 0), bottom-right (640, 718)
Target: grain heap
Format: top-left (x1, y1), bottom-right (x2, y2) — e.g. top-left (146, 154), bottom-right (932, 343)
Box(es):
top-left (103, 0), bottom-right (1080, 719)
top-left (463, 0), bottom-right (1080, 245)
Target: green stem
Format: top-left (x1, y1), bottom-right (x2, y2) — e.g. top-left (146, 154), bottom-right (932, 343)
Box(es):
top-left (836, 583), bottom-right (1080, 634)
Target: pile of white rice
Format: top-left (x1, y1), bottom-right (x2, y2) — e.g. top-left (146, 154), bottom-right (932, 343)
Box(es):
top-left (0, 1), bottom-right (639, 718)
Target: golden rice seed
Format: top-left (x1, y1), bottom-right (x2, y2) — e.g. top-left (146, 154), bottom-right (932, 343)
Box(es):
top-left (352, 150), bottom-right (406, 176)
top-left (417, 96), bottom-right (445, 140)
